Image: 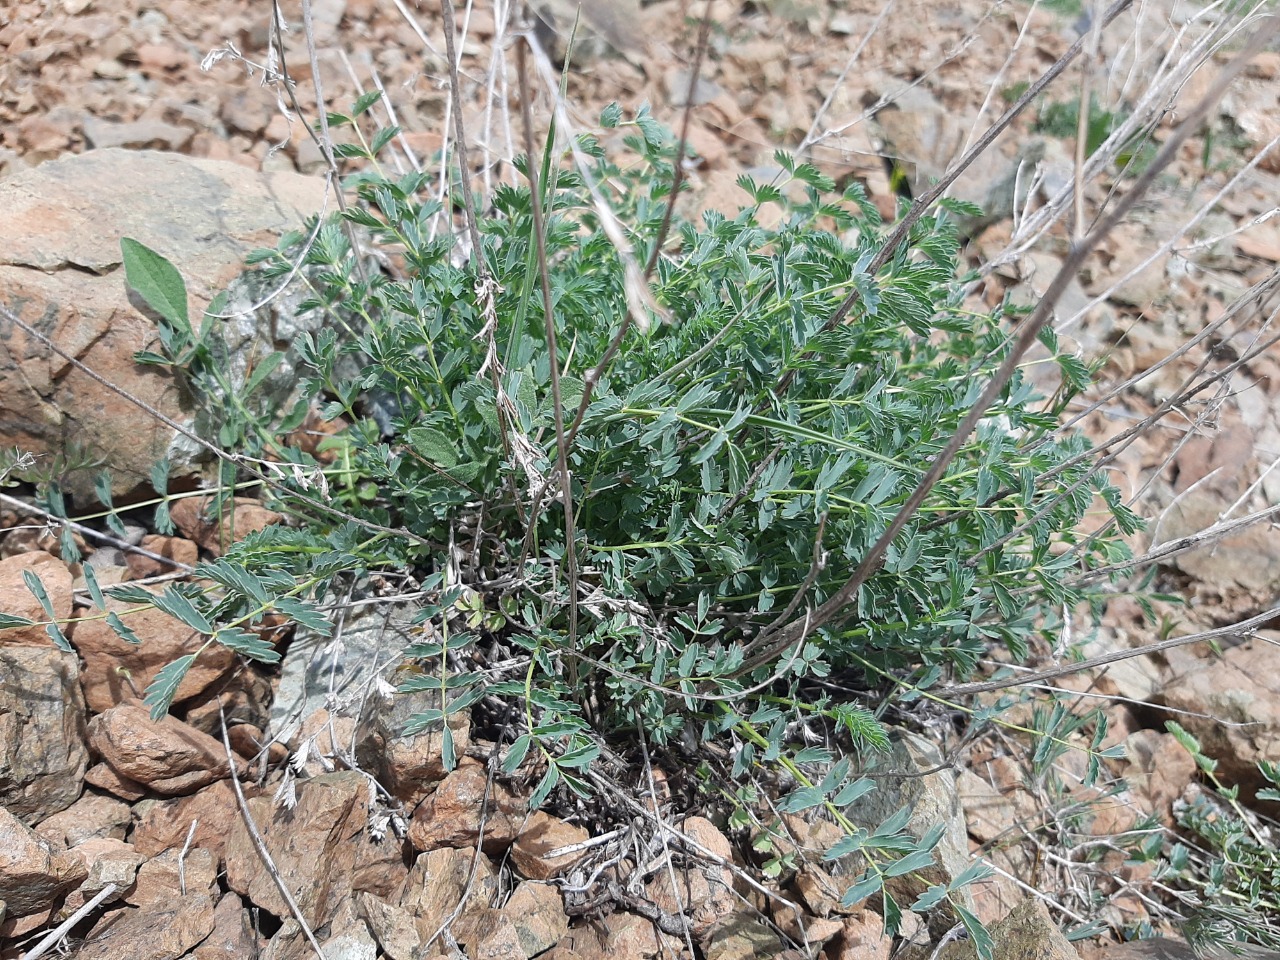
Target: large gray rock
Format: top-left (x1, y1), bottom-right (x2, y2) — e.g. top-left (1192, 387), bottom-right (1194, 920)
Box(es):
top-left (0, 148), bottom-right (327, 501)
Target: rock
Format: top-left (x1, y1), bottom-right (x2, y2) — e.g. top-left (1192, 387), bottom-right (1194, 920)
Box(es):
top-left (820, 909), bottom-right (893, 960)
top-left (399, 846), bottom-right (500, 951)
top-left (75, 893), bottom-right (217, 960)
top-left (35, 792), bottom-right (131, 848)
top-left (645, 816), bottom-right (735, 935)
top-left (1158, 489), bottom-right (1280, 595)
top-left (704, 913), bottom-right (783, 960)
top-left (666, 66), bottom-right (723, 107)
top-left (182, 667), bottom-right (275, 739)
top-left (868, 85), bottom-right (967, 196)
top-left (775, 912), bottom-right (842, 950)
top-left (87, 700), bottom-right (242, 796)
top-left (356, 891), bottom-right (422, 960)
top-left (317, 921), bottom-right (379, 960)
top-left (474, 919), bottom-right (525, 959)
top-left (225, 771), bottom-right (402, 928)
top-left (221, 91), bottom-right (272, 137)
top-left (0, 551), bottom-right (73, 647)
top-left (552, 911), bottom-right (686, 959)
top-left (124, 534), bottom-right (199, 579)
top-left (356, 681), bottom-right (471, 807)
top-left (168, 495), bottom-right (284, 557)
top-left (501, 881), bottom-right (570, 957)
top-left (84, 761), bottom-right (149, 801)
top-left (1123, 730), bottom-right (1198, 822)
top-left (125, 846), bottom-right (217, 906)
top-left (793, 862), bottom-right (845, 919)
top-left (511, 811), bottom-right (590, 881)
top-left (70, 589), bottom-right (236, 714)
top-left (839, 732), bottom-right (975, 911)
top-left (939, 897), bottom-right (1078, 960)
top-left (1099, 940), bottom-right (1280, 960)
top-left (191, 890), bottom-right (258, 960)
top-left (293, 706), bottom-right (360, 777)
top-left (1084, 217), bottom-right (1175, 310)
top-left (408, 762), bottom-right (526, 853)
top-left (1156, 638), bottom-right (1280, 793)
top-left (15, 107), bottom-right (84, 162)
top-left (131, 778), bottom-right (252, 862)
top-left (0, 805), bottom-right (87, 918)
top-left (0, 149), bottom-right (326, 501)
top-left (83, 116), bottom-right (194, 151)
top-left (531, 0), bottom-right (643, 61)
top-left (1, 643), bottom-right (88, 823)
top-left (67, 836), bottom-right (145, 898)
top-left (136, 43), bottom-right (189, 72)
top-left (270, 596), bottom-right (416, 745)
top-left (309, 0), bottom-right (348, 44)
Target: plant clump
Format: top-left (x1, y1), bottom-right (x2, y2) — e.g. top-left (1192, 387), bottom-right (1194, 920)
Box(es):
top-left (49, 96), bottom-right (1142, 942)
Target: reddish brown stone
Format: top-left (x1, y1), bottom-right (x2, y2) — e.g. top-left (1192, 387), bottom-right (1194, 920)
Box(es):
top-left (87, 701), bottom-right (242, 796)
top-left (408, 762), bottom-right (525, 854)
top-left (0, 805), bottom-right (87, 918)
top-left (510, 811), bottom-right (590, 881)
top-left (0, 644), bottom-right (88, 823)
top-left (169, 496), bottom-right (283, 557)
top-left (70, 594), bottom-right (236, 714)
top-left (125, 534), bottom-right (199, 579)
top-left (131, 779), bottom-right (255, 863)
top-left (36, 792), bottom-right (130, 848)
top-left (0, 551), bottom-right (72, 648)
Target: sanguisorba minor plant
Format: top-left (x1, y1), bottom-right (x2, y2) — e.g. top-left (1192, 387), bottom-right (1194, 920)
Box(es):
top-left (65, 94), bottom-right (1141, 945)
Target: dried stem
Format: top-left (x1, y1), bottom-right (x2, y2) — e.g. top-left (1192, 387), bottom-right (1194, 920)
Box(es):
top-left (644, 0), bottom-right (715, 279)
top-left (516, 38), bottom-right (581, 655)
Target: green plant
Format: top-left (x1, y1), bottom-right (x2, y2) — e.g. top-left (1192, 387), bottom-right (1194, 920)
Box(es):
top-left (5, 93), bottom-right (1143, 947)
top-left (1034, 95), bottom-right (1158, 172)
top-left (1123, 722), bottom-right (1280, 950)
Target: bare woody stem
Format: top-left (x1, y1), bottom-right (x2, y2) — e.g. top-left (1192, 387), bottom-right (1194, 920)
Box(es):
top-left (516, 38), bottom-right (582, 658)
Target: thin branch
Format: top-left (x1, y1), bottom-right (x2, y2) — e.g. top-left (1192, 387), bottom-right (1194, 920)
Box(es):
top-left (439, 0), bottom-right (487, 269)
top-left (517, 38), bottom-right (581, 655)
top-left (644, 0), bottom-right (715, 279)
top-left (295, 0), bottom-right (366, 283)
top-left (19, 884), bottom-right (119, 960)
top-left (936, 601), bottom-right (1280, 700)
top-left (219, 707), bottom-right (326, 960)
top-left (0, 491), bottom-right (195, 573)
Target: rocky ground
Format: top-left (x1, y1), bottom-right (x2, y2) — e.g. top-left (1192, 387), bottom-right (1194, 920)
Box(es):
top-left (3, 0), bottom-right (1280, 958)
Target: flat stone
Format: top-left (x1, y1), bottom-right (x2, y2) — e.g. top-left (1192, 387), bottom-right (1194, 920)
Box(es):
top-left (224, 771), bottom-right (401, 929)
top-left (131, 779), bottom-right (257, 862)
top-left (501, 881), bottom-right (570, 957)
top-left (511, 811), bottom-right (590, 881)
top-left (35, 792), bottom-right (131, 847)
top-left (0, 149), bottom-right (327, 500)
top-left (408, 762), bottom-right (525, 854)
top-left (191, 891), bottom-right (258, 960)
top-left (70, 589), bottom-right (236, 714)
top-left (76, 893), bottom-right (216, 960)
